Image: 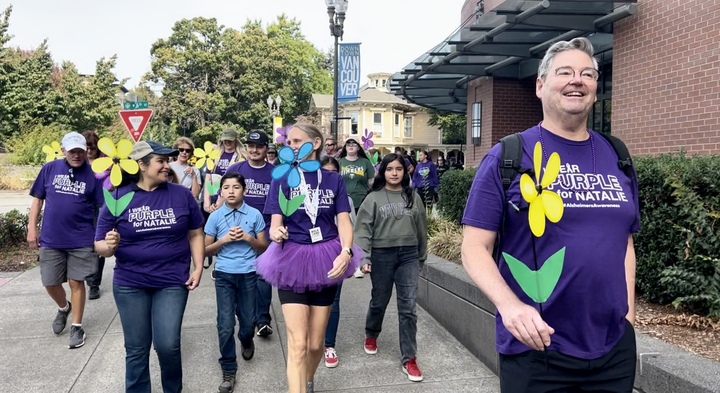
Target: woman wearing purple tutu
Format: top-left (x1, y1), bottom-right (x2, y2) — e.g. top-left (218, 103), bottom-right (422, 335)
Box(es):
top-left (256, 123), bottom-right (362, 393)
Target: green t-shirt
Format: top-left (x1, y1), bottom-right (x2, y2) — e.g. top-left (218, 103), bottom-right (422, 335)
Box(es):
top-left (340, 157), bottom-right (375, 207)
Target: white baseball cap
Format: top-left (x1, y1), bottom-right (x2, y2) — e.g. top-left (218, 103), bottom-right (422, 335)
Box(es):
top-left (61, 131), bottom-right (87, 151)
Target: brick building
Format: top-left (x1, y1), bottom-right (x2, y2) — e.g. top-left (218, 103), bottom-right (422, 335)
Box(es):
top-left (391, 0), bottom-right (720, 165)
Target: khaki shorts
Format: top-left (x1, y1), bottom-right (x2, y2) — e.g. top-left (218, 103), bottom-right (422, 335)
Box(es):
top-left (39, 247), bottom-right (96, 286)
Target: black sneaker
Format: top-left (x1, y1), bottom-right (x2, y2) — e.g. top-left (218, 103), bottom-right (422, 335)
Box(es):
top-left (218, 373), bottom-right (236, 393)
top-left (256, 324), bottom-right (273, 338)
top-left (68, 325), bottom-right (86, 349)
top-left (241, 340), bottom-right (255, 360)
top-left (88, 286), bottom-right (100, 300)
top-left (52, 302), bottom-right (72, 334)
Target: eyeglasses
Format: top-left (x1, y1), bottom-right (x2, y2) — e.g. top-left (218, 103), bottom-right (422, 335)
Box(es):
top-left (345, 142), bottom-right (358, 147)
top-left (553, 66), bottom-right (599, 82)
top-left (178, 148), bottom-right (192, 153)
top-left (268, 151), bottom-right (277, 155)
top-left (68, 167), bottom-right (75, 183)
top-left (325, 143), bottom-right (335, 147)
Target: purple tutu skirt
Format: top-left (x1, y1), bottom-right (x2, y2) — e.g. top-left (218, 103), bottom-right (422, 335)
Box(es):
top-left (256, 238), bottom-right (363, 293)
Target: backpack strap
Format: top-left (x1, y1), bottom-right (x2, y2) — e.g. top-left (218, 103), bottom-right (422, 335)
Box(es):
top-left (599, 133), bottom-right (633, 177)
top-left (499, 133), bottom-right (524, 193)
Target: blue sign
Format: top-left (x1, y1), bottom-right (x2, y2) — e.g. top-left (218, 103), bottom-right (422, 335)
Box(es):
top-left (338, 43), bottom-right (361, 102)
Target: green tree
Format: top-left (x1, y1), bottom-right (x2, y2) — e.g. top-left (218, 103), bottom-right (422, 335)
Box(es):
top-left (144, 15), bottom-right (332, 140)
top-left (428, 110), bottom-right (467, 144)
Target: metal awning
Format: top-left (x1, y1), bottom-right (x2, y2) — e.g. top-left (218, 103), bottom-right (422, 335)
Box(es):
top-left (390, 0), bottom-right (637, 113)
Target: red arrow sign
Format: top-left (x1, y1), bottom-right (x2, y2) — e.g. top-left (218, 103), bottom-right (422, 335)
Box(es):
top-left (119, 109), bottom-right (153, 143)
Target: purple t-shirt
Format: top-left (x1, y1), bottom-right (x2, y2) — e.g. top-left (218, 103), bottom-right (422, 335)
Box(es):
top-left (462, 125), bottom-right (640, 359)
top-left (95, 182), bottom-right (205, 288)
top-left (29, 159), bottom-right (103, 249)
top-left (226, 161), bottom-right (274, 228)
top-left (213, 151), bottom-right (236, 176)
top-left (264, 169), bottom-right (351, 244)
top-left (412, 160), bottom-right (439, 188)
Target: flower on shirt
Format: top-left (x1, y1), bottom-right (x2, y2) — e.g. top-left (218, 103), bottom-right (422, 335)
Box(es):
top-left (91, 138), bottom-right (138, 187)
top-left (193, 141), bottom-right (221, 171)
top-left (519, 142), bottom-right (564, 237)
top-left (42, 141), bottom-right (63, 162)
top-left (271, 142), bottom-right (320, 216)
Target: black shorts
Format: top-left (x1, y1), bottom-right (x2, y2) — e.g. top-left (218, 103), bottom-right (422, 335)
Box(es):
top-left (278, 286), bottom-right (338, 307)
top-left (499, 319), bottom-right (637, 393)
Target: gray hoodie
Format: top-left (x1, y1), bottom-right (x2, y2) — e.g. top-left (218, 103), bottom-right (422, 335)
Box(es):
top-left (354, 188), bottom-right (428, 264)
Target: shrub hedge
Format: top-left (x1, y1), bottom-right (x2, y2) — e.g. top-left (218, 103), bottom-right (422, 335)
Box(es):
top-left (435, 153), bottom-right (720, 317)
top-left (0, 209), bottom-right (35, 250)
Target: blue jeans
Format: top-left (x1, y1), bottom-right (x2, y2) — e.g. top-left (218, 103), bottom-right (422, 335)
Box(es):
top-left (324, 281), bottom-right (343, 347)
top-left (365, 246), bottom-right (419, 364)
top-left (113, 285), bottom-right (189, 393)
top-left (215, 271), bottom-right (257, 374)
top-left (256, 276), bottom-right (272, 327)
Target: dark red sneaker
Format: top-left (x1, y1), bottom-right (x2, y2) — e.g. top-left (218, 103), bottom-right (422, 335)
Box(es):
top-left (364, 337), bottom-right (377, 355)
top-left (403, 357), bottom-right (423, 382)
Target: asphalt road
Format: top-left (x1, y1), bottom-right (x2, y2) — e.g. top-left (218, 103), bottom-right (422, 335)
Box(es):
top-left (0, 190), bottom-right (31, 214)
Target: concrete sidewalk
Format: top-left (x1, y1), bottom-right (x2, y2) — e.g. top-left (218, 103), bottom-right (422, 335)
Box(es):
top-left (0, 260), bottom-right (499, 392)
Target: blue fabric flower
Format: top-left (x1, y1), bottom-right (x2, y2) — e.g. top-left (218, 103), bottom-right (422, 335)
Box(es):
top-left (271, 142), bottom-right (321, 188)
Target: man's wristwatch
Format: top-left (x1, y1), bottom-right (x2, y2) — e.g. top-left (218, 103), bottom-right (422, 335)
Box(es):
top-left (342, 247), bottom-right (353, 257)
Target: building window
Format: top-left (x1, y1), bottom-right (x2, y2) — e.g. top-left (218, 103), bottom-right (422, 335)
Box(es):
top-left (588, 57), bottom-right (612, 135)
top-left (404, 116), bottom-right (412, 138)
top-left (395, 114), bottom-right (400, 125)
top-left (350, 112), bottom-right (359, 135)
top-left (471, 102), bottom-right (481, 145)
top-left (373, 112), bottom-right (383, 137)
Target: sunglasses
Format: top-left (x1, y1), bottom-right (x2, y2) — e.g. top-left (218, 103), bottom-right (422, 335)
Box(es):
top-left (325, 143), bottom-right (336, 147)
top-left (178, 148), bottom-right (192, 153)
top-left (68, 167), bottom-right (75, 183)
top-left (345, 142), bottom-right (358, 147)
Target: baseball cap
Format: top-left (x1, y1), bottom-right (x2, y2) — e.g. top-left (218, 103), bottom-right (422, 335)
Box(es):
top-left (61, 132), bottom-right (87, 151)
top-left (267, 145), bottom-right (277, 153)
top-left (245, 130), bottom-right (269, 146)
top-left (219, 128), bottom-right (239, 142)
top-left (128, 141), bottom-right (179, 160)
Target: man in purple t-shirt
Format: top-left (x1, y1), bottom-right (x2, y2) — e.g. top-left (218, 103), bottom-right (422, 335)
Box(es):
top-left (225, 129), bottom-right (276, 338)
top-left (28, 131), bottom-right (103, 349)
top-left (461, 38), bottom-right (640, 392)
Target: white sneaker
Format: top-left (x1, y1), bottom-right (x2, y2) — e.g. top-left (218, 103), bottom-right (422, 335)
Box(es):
top-left (353, 267), bottom-right (364, 278)
top-left (324, 347), bottom-right (339, 368)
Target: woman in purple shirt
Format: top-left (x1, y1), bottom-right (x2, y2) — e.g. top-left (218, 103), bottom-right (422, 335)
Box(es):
top-left (94, 141), bottom-right (205, 393)
top-left (256, 123), bottom-right (362, 393)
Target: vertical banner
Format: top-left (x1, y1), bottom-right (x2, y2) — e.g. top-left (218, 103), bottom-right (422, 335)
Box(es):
top-left (272, 116), bottom-right (284, 144)
top-left (338, 43), bottom-right (361, 102)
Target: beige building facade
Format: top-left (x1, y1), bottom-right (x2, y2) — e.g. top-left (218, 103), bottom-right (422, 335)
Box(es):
top-left (309, 72), bottom-right (464, 161)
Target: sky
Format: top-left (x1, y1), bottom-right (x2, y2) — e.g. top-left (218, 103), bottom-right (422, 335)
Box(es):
top-left (3, 0), bottom-right (466, 89)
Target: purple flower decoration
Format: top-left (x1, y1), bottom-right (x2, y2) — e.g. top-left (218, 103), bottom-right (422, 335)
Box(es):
top-left (276, 125), bottom-right (291, 145)
top-left (362, 128), bottom-right (374, 150)
top-left (96, 170), bottom-right (112, 190)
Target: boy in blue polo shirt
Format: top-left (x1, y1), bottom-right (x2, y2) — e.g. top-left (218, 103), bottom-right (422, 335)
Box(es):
top-left (204, 172), bottom-right (268, 393)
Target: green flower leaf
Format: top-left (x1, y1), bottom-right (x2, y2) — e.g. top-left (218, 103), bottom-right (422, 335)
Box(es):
top-left (103, 189), bottom-right (135, 217)
top-left (502, 247), bottom-right (565, 303)
top-left (370, 151), bottom-right (379, 165)
top-left (279, 188), bottom-right (305, 216)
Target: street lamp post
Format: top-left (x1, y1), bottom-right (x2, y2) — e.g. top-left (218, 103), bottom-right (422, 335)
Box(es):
top-left (267, 95), bottom-right (282, 143)
top-left (326, 0), bottom-right (348, 142)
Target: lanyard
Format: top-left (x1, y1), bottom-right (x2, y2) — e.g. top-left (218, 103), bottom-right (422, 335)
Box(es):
top-left (298, 169), bottom-right (322, 227)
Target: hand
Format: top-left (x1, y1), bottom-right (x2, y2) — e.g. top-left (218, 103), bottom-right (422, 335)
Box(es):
top-left (27, 228), bottom-right (39, 249)
top-left (361, 263), bottom-right (372, 274)
top-left (105, 230), bottom-right (120, 252)
top-left (327, 251), bottom-right (350, 279)
top-left (185, 269), bottom-right (202, 290)
top-left (183, 167), bottom-right (194, 175)
top-left (204, 203), bottom-right (218, 213)
top-left (270, 226), bottom-right (288, 243)
top-left (499, 301), bottom-right (555, 351)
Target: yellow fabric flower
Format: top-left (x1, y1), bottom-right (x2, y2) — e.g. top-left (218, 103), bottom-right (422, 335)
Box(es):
top-left (42, 141), bottom-right (63, 162)
top-left (194, 141), bottom-right (221, 171)
top-left (519, 142), bottom-right (564, 237)
top-left (91, 138), bottom-right (139, 186)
